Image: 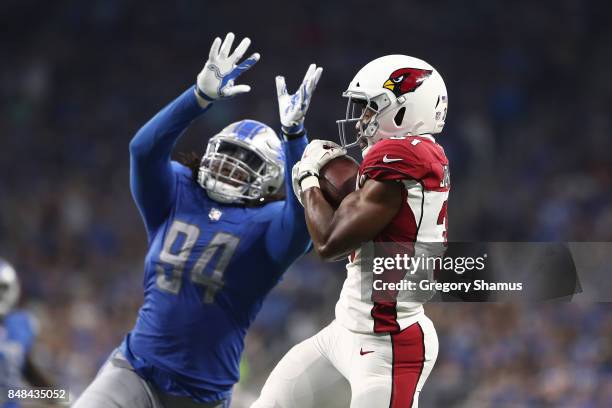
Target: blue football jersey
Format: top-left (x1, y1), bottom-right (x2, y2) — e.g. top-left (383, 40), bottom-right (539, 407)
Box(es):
top-left (0, 311), bottom-right (37, 408)
top-left (123, 88), bottom-right (310, 403)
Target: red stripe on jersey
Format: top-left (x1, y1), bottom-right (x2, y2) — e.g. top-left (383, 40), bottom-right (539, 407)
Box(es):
top-left (389, 322), bottom-right (425, 408)
top-left (373, 184), bottom-right (417, 244)
top-left (371, 186), bottom-right (417, 333)
top-left (364, 137), bottom-right (448, 334)
top-left (372, 301), bottom-right (400, 333)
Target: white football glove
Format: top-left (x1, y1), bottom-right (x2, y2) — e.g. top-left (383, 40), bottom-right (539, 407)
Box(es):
top-left (276, 64), bottom-right (323, 134)
top-left (195, 33), bottom-right (260, 106)
top-left (291, 162), bottom-right (305, 206)
top-left (291, 139), bottom-right (347, 204)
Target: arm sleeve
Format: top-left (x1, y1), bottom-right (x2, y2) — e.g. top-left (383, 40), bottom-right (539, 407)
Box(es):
top-left (265, 132), bottom-right (312, 266)
top-left (129, 87), bottom-right (211, 239)
top-left (361, 138), bottom-right (430, 181)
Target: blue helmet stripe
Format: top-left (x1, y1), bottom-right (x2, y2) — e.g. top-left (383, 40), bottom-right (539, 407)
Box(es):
top-left (232, 120), bottom-right (249, 136)
top-left (234, 120), bottom-right (264, 140)
top-left (246, 123), bottom-right (264, 139)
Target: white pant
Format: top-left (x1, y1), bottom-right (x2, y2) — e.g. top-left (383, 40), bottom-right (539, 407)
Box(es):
top-left (252, 315), bottom-right (438, 408)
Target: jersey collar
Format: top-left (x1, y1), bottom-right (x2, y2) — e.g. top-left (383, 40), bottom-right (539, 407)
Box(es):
top-left (416, 134), bottom-right (436, 143)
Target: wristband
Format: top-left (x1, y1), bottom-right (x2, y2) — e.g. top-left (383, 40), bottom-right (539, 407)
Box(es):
top-left (281, 123), bottom-right (305, 137)
top-left (282, 130), bottom-right (306, 141)
top-left (194, 84), bottom-right (215, 101)
top-left (300, 175), bottom-right (320, 191)
top-left (194, 86), bottom-right (213, 108)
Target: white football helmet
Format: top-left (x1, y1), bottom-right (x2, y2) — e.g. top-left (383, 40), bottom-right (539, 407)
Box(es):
top-left (198, 120), bottom-right (285, 204)
top-left (0, 259), bottom-right (20, 316)
top-left (337, 55), bottom-right (448, 154)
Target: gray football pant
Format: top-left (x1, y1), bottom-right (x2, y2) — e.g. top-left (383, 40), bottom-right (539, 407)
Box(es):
top-left (72, 350), bottom-right (226, 408)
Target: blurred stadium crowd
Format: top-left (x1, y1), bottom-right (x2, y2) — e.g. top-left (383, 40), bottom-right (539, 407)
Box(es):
top-left (1, 0), bottom-right (611, 407)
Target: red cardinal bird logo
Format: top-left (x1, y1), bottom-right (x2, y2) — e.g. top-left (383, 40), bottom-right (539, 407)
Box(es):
top-left (383, 68), bottom-right (432, 97)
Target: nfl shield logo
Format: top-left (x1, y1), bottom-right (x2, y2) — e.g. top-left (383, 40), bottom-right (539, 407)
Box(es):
top-left (209, 207), bottom-right (222, 221)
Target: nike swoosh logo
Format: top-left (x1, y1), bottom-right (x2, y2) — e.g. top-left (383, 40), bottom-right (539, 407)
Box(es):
top-left (383, 155), bottom-right (403, 163)
top-left (360, 348), bottom-right (374, 356)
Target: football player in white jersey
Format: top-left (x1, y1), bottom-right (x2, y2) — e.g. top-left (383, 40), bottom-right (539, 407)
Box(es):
top-left (252, 55), bottom-right (449, 408)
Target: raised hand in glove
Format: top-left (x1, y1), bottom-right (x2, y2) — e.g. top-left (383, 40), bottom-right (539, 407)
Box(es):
top-left (276, 64), bottom-right (323, 135)
top-left (195, 32), bottom-right (260, 107)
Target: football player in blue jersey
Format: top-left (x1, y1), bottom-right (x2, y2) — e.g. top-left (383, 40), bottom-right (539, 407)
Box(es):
top-left (0, 259), bottom-right (58, 408)
top-left (74, 33), bottom-right (322, 408)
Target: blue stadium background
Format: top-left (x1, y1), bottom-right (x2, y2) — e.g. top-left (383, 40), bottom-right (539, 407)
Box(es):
top-left (0, 0), bottom-right (611, 406)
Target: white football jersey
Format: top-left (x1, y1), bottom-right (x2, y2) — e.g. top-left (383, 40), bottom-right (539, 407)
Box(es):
top-left (335, 135), bottom-right (450, 333)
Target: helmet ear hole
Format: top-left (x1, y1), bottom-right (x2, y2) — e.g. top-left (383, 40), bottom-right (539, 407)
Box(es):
top-left (394, 107), bottom-right (406, 126)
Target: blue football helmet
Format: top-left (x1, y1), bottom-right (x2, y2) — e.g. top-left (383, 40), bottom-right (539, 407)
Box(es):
top-left (198, 120), bottom-right (285, 204)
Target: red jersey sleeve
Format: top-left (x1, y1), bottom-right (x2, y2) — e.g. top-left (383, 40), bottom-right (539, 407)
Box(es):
top-left (360, 137), bottom-right (449, 191)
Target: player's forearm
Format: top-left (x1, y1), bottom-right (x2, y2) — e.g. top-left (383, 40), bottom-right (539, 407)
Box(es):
top-left (129, 87), bottom-right (209, 236)
top-left (282, 131), bottom-right (308, 210)
top-left (304, 180), bottom-right (402, 261)
top-left (129, 86), bottom-right (210, 162)
top-left (264, 131), bottom-right (311, 262)
top-left (303, 188), bottom-right (349, 260)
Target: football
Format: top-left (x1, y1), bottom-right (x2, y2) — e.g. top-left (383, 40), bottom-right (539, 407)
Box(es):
top-left (319, 155), bottom-right (360, 208)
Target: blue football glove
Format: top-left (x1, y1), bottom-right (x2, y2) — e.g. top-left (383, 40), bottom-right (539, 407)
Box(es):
top-left (276, 64), bottom-right (323, 134)
top-left (195, 32), bottom-right (260, 107)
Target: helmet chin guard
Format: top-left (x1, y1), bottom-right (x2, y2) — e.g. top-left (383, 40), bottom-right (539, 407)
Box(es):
top-left (203, 178), bottom-right (247, 204)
